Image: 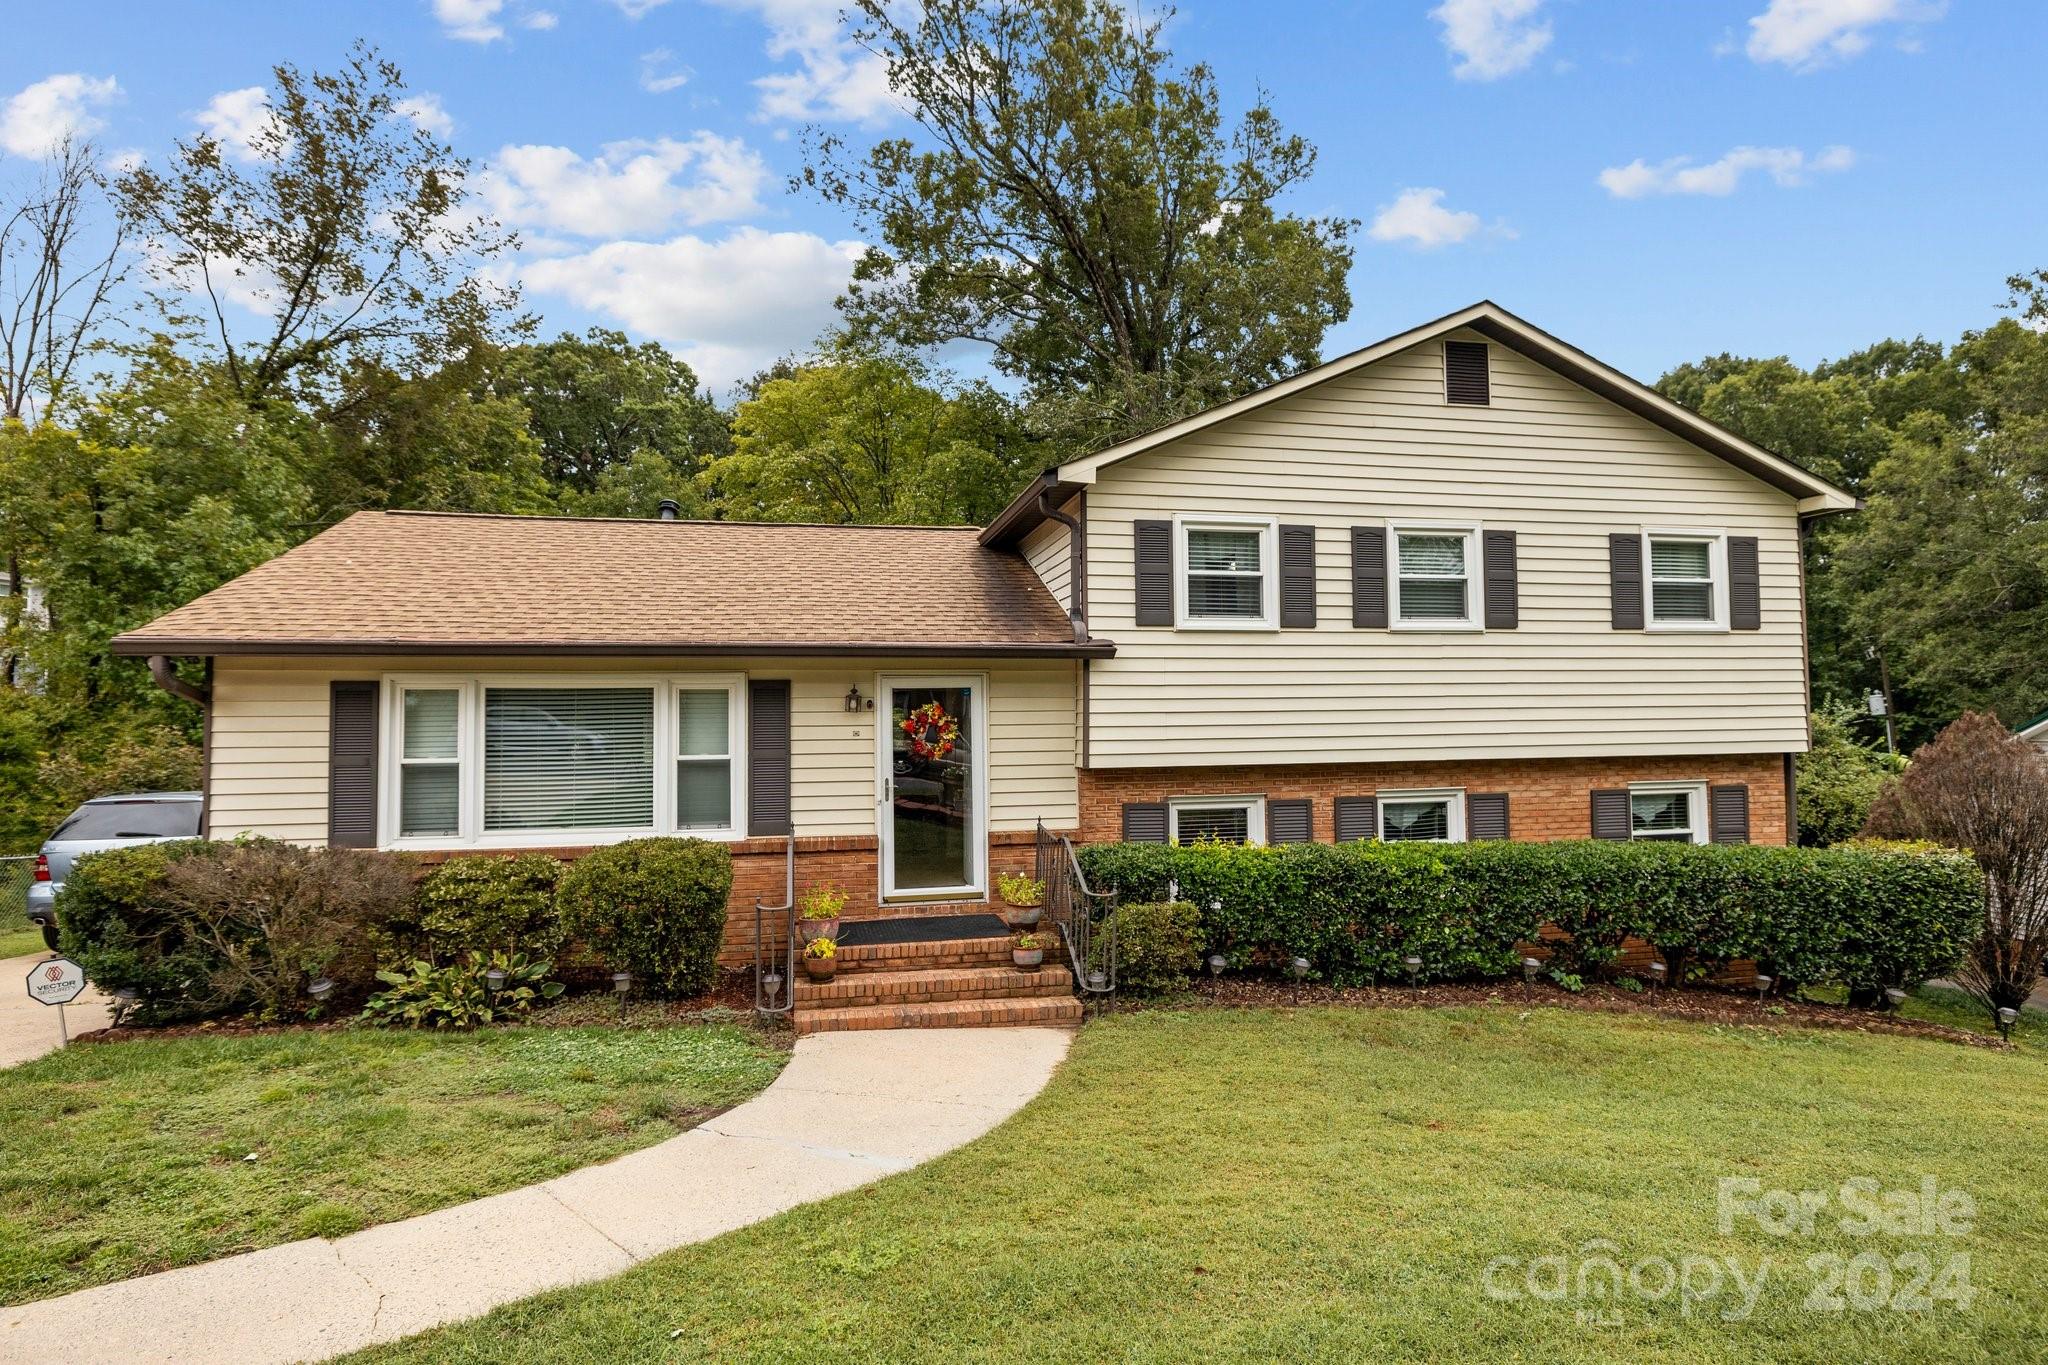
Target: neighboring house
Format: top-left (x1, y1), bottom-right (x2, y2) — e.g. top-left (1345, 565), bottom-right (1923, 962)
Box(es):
top-left (111, 301), bottom-right (1857, 1019)
top-left (2019, 710), bottom-right (2048, 757)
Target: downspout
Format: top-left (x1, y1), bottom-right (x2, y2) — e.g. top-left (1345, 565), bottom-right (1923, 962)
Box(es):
top-left (148, 655), bottom-right (213, 835)
top-left (1037, 487), bottom-right (1089, 645)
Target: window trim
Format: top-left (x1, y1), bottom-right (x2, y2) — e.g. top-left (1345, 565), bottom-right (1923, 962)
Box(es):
top-left (1386, 521), bottom-right (1484, 631)
top-left (1173, 514), bottom-right (1278, 630)
top-left (379, 672), bottom-right (748, 850)
top-left (1641, 529), bottom-right (1729, 633)
top-left (1167, 795), bottom-right (1266, 846)
top-left (1377, 787), bottom-right (1467, 843)
top-left (1626, 780), bottom-right (1709, 844)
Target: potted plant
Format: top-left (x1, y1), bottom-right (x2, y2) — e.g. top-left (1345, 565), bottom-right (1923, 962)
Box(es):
top-left (803, 936), bottom-right (838, 981)
top-left (798, 883), bottom-right (846, 943)
top-left (1012, 932), bottom-right (1048, 971)
top-left (995, 871), bottom-right (1045, 929)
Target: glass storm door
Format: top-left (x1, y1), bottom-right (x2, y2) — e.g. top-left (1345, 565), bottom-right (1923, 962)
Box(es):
top-left (880, 677), bottom-right (982, 899)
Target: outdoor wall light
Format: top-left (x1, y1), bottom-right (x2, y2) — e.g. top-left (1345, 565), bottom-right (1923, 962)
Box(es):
top-left (844, 686), bottom-right (863, 713)
top-left (1997, 1007), bottom-right (2019, 1040)
top-left (1207, 953), bottom-right (1227, 978)
top-left (1755, 973), bottom-right (1774, 1002)
top-left (1404, 955), bottom-right (1423, 987)
top-left (306, 976), bottom-right (335, 1002)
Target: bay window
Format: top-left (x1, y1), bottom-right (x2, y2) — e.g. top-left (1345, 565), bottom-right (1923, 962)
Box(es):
top-left (384, 674), bottom-right (745, 846)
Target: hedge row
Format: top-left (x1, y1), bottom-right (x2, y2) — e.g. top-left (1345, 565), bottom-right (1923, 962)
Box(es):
top-left (1075, 838), bottom-right (1983, 992)
top-left (59, 837), bottom-right (733, 1024)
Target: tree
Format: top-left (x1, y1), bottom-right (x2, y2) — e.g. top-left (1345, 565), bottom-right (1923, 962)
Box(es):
top-left (482, 330), bottom-right (730, 492)
top-left (1794, 706), bottom-right (1903, 846)
top-left (800, 0), bottom-right (1354, 452)
top-left (114, 42), bottom-right (520, 410)
top-left (705, 349), bottom-right (1033, 524)
top-left (1863, 713), bottom-right (2048, 1019)
top-left (0, 138), bottom-right (126, 423)
top-left (313, 355), bottom-right (553, 516)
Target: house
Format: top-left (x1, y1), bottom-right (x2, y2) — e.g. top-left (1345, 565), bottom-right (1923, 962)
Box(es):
top-left (111, 301), bottom-right (1858, 1029)
top-left (2019, 710), bottom-right (2048, 757)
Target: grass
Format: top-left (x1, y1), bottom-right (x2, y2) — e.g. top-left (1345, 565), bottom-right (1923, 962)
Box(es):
top-left (356, 1006), bottom-right (2048, 1364)
top-left (1801, 982), bottom-right (2048, 1044)
top-left (0, 1023), bottom-right (786, 1305)
top-left (0, 922), bottom-right (50, 960)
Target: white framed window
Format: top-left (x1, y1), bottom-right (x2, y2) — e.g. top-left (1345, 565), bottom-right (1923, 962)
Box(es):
top-left (1643, 530), bottom-right (1727, 630)
top-left (1168, 796), bottom-right (1265, 846)
top-left (1175, 515), bottom-right (1276, 628)
top-left (1389, 523), bottom-right (1482, 629)
top-left (1628, 781), bottom-right (1708, 843)
top-left (1378, 788), bottom-right (1466, 843)
top-left (381, 673), bottom-right (747, 848)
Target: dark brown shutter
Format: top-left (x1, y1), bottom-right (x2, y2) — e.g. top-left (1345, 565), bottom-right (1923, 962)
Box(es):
top-left (1122, 801), bottom-right (1167, 843)
top-left (327, 681), bottom-right (379, 849)
top-left (1268, 798), bottom-right (1312, 843)
top-left (1279, 524), bottom-right (1317, 628)
top-left (1728, 536), bottom-right (1761, 630)
top-left (1350, 526), bottom-right (1388, 628)
top-left (1709, 784), bottom-right (1750, 844)
top-left (747, 679), bottom-right (791, 837)
top-left (1134, 520), bottom-right (1173, 626)
top-left (1444, 340), bottom-right (1489, 405)
top-left (1482, 530), bottom-right (1518, 630)
top-left (1608, 533), bottom-right (1644, 630)
top-left (1468, 792), bottom-right (1510, 841)
top-left (1590, 789), bottom-right (1630, 841)
top-left (1333, 795), bottom-right (1378, 842)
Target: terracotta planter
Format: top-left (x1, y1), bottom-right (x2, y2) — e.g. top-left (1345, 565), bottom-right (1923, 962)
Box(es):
top-left (803, 955), bottom-right (836, 981)
top-left (801, 916), bottom-right (840, 943)
top-left (1000, 903), bottom-right (1043, 930)
top-left (1013, 946), bottom-right (1045, 971)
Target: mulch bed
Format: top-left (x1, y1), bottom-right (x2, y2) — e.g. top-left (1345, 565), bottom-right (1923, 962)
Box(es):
top-left (1092, 977), bottom-right (2011, 1050)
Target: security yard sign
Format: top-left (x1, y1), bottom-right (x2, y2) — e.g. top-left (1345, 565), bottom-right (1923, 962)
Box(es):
top-left (26, 957), bottom-right (85, 1007)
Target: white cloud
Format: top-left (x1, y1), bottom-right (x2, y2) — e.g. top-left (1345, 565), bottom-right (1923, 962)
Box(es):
top-left (1598, 144), bottom-right (1856, 198)
top-left (519, 228), bottom-right (863, 386)
top-left (708, 0), bottom-right (896, 123)
top-left (610, 0), bottom-right (673, 16)
top-left (433, 0), bottom-right (507, 42)
top-left (1430, 0), bottom-right (1553, 81)
top-left (520, 9), bottom-right (559, 28)
top-left (194, 86), bottom-right (273, 160)
top-left (395, 93), bottom-right (456, 138)
top-left (0, 73), bottom-right (121, 157)
top-left (1745, 0), bottom-right (1945, 70)
top-left (639, 49), bottom-right (692, 94)
top-left (1368, 188), bottom-right (1484, 248)
top-left (482, 133), bottom-right (768, 237)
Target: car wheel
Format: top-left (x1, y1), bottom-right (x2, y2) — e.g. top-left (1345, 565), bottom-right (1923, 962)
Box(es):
top-left (39, 922), bottom-right (59, 951)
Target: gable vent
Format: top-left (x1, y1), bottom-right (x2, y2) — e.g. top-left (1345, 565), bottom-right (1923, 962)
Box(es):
top-left (1445, 340), bottom-right (1490, 406)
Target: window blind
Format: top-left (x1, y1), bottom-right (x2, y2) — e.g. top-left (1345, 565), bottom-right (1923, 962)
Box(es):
top-left (484, 687), bottom-right (654, 832)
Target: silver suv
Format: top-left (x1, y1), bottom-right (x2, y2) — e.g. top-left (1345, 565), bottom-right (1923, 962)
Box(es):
top-left (26, 792), bottom-right (202, 949)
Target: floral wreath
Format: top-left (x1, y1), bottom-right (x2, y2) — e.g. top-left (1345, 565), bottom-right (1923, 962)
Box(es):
top-left (901, 700), bottom-right (960, 761)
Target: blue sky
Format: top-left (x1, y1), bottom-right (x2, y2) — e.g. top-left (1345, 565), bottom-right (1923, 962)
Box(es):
top-left (2, 0), bottom-right (2040, 392)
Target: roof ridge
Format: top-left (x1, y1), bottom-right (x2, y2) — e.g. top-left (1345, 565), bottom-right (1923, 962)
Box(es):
top-left (377, 509), bottom-right (985, 533)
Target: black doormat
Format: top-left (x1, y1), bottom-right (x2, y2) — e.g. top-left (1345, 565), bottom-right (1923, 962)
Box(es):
top-left (837, 913), bottom-right (1010, 946)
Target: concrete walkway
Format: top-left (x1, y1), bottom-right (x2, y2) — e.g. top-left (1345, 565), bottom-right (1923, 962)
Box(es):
top-left (0, 1024), bottom-right (1072, 1364)
top-left (1, 950), bottom-right (112, 1069)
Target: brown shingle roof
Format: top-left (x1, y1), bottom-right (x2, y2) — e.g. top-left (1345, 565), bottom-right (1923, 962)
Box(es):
top-left (112, 511), bottom-right (1107, 658)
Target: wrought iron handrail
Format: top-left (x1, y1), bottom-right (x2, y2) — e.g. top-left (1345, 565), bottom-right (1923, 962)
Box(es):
top-left (754, 835), bottom-right (796, 1019)
top-left (1037, 820), bottom-right (1116, 995)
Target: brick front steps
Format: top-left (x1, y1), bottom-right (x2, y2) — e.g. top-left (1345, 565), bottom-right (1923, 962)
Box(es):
top-left (793, 915), bottom-right (1082, 1035)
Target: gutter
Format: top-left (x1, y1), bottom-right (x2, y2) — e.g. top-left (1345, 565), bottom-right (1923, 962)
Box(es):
top-left (114, 637), bottom-right (1118, 660)
top-left (1037, 486), bottom-right (1089, 645)
top-left (147, 655), bottom-right (212, 836)
top-left (147, 654), bottom-right (211, 706)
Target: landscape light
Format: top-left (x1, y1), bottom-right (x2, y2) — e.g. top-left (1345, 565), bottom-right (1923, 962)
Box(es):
top-left (613, 970), bottom-right (633, 1022)
top-left (1404, 955), bottom-right (1423, 987)
top-left (1086, 969), bottom-right (1107, 991)
top-left (112, 986), bottom-right (138, 1004)
top-left (484, 967), bottom-right (508, 995)
top-left (1207, 953), bottom-right (1227, 978)
top-left (1288, 955), bottom-right (1310, 1006)
top-left (761, 967), bottom-right (784, 1008)
top-left (1522, 956), bottom-right (1541, 985)
top-left (1883, 987), bottom-right (1907, 1011)
top-left (1997, 1007), bottom-right (2019, 1040)
top-left (1755, 973), bottom-right (1774, 1002)
top-left (306, 977), bottom-right (335, 1002)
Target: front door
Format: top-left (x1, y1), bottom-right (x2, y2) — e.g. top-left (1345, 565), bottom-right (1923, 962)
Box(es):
top-left (878, 675), bottom-right (984, 900)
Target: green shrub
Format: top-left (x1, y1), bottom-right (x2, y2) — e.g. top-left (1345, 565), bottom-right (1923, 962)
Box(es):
top-left (555, 838), bottom-right (733, 996)
top-left (360, 951), bottom-right (563, 1029)
top-left (410, 854), bottom-right (564, 962)
top-left (60, 838), bottom-right (415, 1024)
top-left (1796, 707), bottom-right (1905, 846)
top-left (1097, 900), bottom-right (1203, 996)
top-left (1076, 838), bottom-right (1981, 995)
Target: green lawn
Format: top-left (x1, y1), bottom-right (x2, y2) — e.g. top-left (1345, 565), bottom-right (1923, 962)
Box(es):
top-left (359, 1006), bottom-right (2048, 1364)
top-left (0, 1023), bottom-right (786, 1305)
top-left (0, 923), bottom-right (49, 960)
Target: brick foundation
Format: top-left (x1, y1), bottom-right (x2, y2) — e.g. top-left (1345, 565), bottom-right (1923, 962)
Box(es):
top-left (1076, 752), bottom-right (1791, 847)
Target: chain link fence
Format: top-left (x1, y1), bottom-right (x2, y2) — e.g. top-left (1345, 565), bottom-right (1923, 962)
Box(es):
top-left (0, 854), bottom-right (35, 925)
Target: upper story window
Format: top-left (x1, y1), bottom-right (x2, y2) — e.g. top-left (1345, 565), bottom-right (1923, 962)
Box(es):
top-left (1391, 525), bottom-right (1479, 629)
top-left (1645, 531), bottom-right (1726, 629)
top-left (386, 674), bottom-right (746, 848)
top-left (1628, 782), bottom-right (1707, 843)
top-left (1176, 517), bottom-right (1275, 628)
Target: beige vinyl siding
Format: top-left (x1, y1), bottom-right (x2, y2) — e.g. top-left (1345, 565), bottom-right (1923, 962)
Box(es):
top-left (208, 655), bottom-right (1076, 845)
top-left (1020, 500), bottom-right (1074, 612)
top-left (1082, 328), bottom-right (1810, 767)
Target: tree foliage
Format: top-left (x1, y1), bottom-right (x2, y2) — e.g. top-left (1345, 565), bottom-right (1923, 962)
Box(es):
top-left (801, 0), bottom-right (1354, 452)
top-left (1795, 706), bottom-right (1903, 847)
